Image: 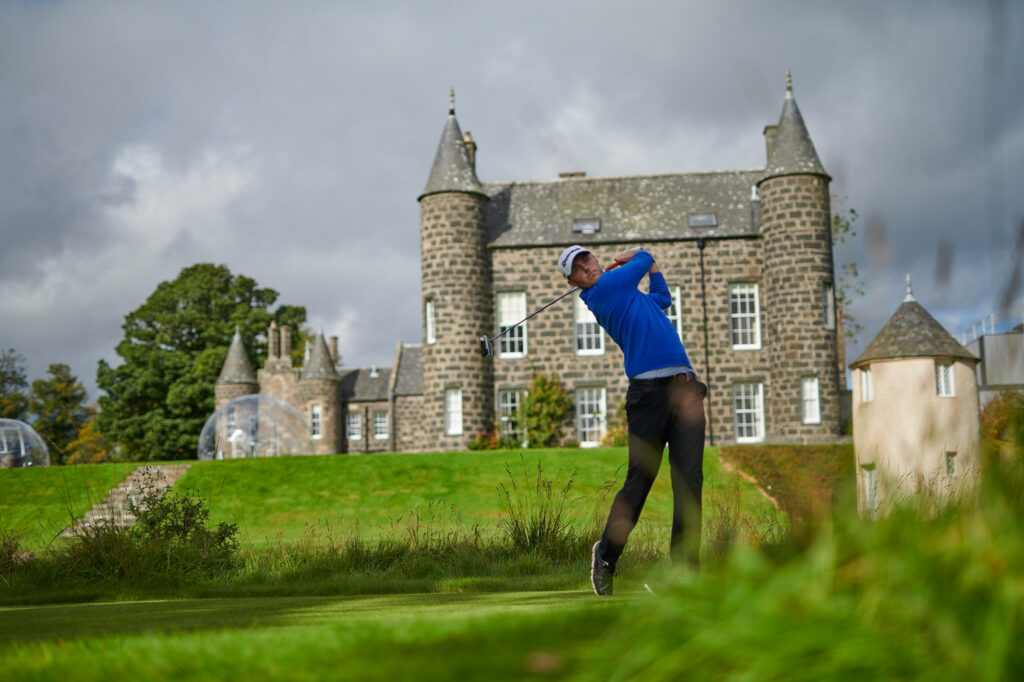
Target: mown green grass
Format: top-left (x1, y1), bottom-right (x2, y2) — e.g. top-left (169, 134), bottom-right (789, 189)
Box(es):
top-left (0, 463), bottom-right (140, 549)
top-left (0, 591), bottom-right (622, 681)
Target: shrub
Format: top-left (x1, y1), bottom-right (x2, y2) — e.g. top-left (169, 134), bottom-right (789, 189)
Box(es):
top-left (519, 373), bottom-right (570, 447)
top-left (980, 389), bottom-right (1024, 454)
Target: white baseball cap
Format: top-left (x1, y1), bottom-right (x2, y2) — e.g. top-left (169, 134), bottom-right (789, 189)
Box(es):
top-left (557, 245), bottom-right (590, 277)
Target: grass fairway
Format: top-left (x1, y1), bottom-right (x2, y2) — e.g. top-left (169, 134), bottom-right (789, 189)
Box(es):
top-left (0, 462), bottom-right (141, 549)
top-left (177, 446), bottom-right (770, 545)
top-left (0, 591), bottom-right (623, 681)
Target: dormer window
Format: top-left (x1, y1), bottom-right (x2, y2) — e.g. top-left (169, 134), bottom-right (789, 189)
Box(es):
top-left (573, 218), bottom-right (601, 235)
top-left (688, 213), bottom-right (717, 228)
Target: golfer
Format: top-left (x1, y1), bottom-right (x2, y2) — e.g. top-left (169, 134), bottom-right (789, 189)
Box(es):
top-left (558, 244), bottom-right (707, 596)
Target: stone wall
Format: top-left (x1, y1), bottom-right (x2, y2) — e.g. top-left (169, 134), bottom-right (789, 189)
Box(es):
top-left (394, 394), bottom-right (426, 452)
top-left (214, 382), bottom-right (258, 410)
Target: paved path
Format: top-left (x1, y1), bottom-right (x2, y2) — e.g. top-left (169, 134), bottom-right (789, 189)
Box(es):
top-left (60, 464), bottom-right (191, 537)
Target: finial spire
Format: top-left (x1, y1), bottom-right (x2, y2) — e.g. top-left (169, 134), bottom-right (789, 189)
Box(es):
top-left (904, 273), bottom-right (916, 302)
top-left (785, 68), bottom-right (793, 99)
top-left (449, 87), bottom-right (455, 115)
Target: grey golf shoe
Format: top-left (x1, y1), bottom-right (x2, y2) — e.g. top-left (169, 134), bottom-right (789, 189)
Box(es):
top-left (591, 541), bottom-right (614, 596)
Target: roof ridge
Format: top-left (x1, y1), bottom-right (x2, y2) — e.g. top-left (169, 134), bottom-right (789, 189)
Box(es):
top-left (483, 167), bottom-right (765, 187)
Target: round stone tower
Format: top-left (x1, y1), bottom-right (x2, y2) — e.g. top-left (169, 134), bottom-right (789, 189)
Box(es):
top-left (418, 91), bottom-right (493, 451)
top-left (215, 327), bottom-right (259, 409)
top-left (298, 331), bottom-right (341, 455)
top-left (757, 72), bottom-right (842, 441)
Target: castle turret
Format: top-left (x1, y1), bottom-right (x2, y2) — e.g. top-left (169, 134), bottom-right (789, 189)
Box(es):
top-left (757, 71), bottom-right (841, 441)
top-left (298, 331), bottom-right (341, 454)
top-left (418, 90), bottom-right (493, 451)
top-left (215, 327), bottom-right (259, 409)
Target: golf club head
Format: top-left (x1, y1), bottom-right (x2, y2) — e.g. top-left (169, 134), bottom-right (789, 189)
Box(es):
top-left (479, 335), bottom-right (493, 357)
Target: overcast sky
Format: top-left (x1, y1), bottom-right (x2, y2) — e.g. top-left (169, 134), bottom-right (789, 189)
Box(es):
top-left (2, 0), bottom-right (1022, 401)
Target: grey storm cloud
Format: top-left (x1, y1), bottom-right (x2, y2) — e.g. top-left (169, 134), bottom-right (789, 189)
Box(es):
top-left (1, 0), bottom-right (1022, 400)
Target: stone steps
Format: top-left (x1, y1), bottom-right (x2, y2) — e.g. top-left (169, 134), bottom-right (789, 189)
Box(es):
top-left (60, 464), bottom-right (191, 537)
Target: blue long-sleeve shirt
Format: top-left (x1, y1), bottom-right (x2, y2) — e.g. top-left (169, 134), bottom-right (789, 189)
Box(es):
top-left (579, 250), bottom-right (692, 379)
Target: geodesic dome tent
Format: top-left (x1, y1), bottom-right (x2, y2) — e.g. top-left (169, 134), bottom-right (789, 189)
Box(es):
top-left (0, 419), bottom-right (50, 467)
top-left (197, 394), bottom-right (314, 460)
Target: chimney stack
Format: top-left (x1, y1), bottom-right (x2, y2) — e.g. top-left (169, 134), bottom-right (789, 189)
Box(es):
top-left (463, 131), bottom-right (476, 170)
top-left (268, 321), bottom-right (279, 360)
top-left (329, 336), bottom-right (339, 364)
top-left (763, 124), bottom-right (778, 160)
top-left (280, 325), bottom-right (292, 367)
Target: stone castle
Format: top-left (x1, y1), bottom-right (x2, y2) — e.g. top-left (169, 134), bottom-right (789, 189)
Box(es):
top-left (216, 73), bottom-right (845, 454)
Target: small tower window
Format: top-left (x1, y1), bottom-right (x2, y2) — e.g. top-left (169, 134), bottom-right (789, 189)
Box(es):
top-left (946, 451), bottom-right (958, 477)
top-left (860, 369), bottom-right (874, 403)
top-left (310, 404), bottom-right (322, 439)
top-left (572, 218), bottom-right (601, 234)
top-left (802, 377), bottom-right (821, 424)
top-left (425, 300), bottom-right (436, 345)
top-left (936, 362), bottom-right (955, 397)
top-left (823, 283), bottom-right (836, 330)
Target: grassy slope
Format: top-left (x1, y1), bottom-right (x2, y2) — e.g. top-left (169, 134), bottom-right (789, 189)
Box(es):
top-left (0, 463), bottom-right (140, 548)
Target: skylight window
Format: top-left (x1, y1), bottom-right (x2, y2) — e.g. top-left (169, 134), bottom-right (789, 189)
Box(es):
top-left (688, 213), bottom-right (717, 227)
top-left (573, 218), bottom-right (601, 234)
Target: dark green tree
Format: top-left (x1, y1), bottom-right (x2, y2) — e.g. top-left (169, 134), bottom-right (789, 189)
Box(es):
top-left (29, 363), bottom-right (94, 464)
top-left (96, 263), bottom-right (305, 461)
top-left (0, 349), bottom-right (30, 421)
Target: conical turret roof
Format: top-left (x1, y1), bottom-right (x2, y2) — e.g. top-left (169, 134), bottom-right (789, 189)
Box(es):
top-left (419, 90), bottom-right (485, 200)
top-left (217, 327), bottom-right (257, 384)
top-left (851, 278), bottom-right (977, 369)
top-left (760, 71), bottom-right (829, 183)
top-left (301, 331), bottom-right (340, 381)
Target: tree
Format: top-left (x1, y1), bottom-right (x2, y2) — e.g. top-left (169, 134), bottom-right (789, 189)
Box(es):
top-left (832, 200), bottom-right (865, 342)
top-left (518, 373), bottom-right (571, 448)
top-left (64, 417), bottom-right (113, 464)
top-left (29, 363), bottom-right (95, 464)
top-left (96, 263), bottom-right (305, 461)
top-left (0, 349), bottom-right (30, 421)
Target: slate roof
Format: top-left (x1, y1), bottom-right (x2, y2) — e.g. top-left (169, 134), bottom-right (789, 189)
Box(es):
top-left (851, 300), bottom-right (978, 369)
top-left (394, 343), bottom-right (423, 396)
top-left (760, 74), bottom-right (828, 183)
top-left (339, 367), bottom-right (392, 402)
top-left (301, 332), bottom-right (340, 381)
top-left (483, 169), bottom-right (763, 248)
top-left (217, 328), bottom-right (257, 384)
top-left (419, 95), bottom-right (485, 200)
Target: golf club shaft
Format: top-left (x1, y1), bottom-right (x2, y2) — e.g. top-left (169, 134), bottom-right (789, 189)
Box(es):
top-left (489, 286), bottom-right (579, 343)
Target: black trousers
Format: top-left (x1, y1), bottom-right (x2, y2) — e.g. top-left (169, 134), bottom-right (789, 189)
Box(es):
top-left (599, 375), bottom-right (707, 568)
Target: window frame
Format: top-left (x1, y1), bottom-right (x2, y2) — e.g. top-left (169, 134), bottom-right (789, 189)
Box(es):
top-left (665, 285), bottom-right (683, 341)
top-left (935, 362), bottom-right (955, 397)
top-left (733, 382), bottom-right (765, 443)
top-left (310, 403), bottom-right (322, 440)
top-left (373, 411), bottom-right (389, 440)
top-left (496, 292), bottom-right (528, 358)
top-left (574, 293), bottom-right (604, 355)
top-left (445, 388), bottom-right (463, 436)
top-left (346, 412), bottom-right (362, 440)
top-left (425, 299), bottom-right (436, 345)
top-left (860, 368), bottom-right (874, 403)
top-left (729, 283), bottom-right (762, 350)
top-left (823, 283), bottom-right (836, 330)
top-left (801, 377), bottom-right (821, 425)
top-left (575, 386), bottom-right (607, 448)
top-left (497, 389), bottom-right (523, 444)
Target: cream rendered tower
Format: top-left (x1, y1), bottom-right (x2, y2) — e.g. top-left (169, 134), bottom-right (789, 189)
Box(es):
top-left (418, 92), bottom-right (494, 451)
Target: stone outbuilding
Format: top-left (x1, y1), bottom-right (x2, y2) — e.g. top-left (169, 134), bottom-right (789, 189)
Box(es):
top-left (850, 277), bottom-right (981, 515)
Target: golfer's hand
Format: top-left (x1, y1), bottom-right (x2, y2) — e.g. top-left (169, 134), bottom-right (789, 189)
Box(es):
top-left (611, 247), bottom-right (641, 267)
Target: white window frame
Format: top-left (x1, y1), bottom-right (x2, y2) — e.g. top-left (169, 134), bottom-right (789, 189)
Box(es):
top-left (225, 406), bottom-right (236, 433)
top-left (575, 387), bottom-right (607, 448)
top-left (425, 300), bottom-right (436, 345)
top-left (347, 412), bottom-right (362, 440)
top-left (945, 451), bottom-right (957, 477)
top-left (860, 368), bottom-right (874, 403)
top-left (823, 283), bottom-right (836, 330)
top-left (445, 388), bottom-right (463, 436)
top-left (733, 382), bottom-right (765, 443)
top-left (373, 411), bottom-right (389, 440)
top-left (729, 283), bottom-right (761, 350)
top-left (574, 294), bottom-right (604, 355)
top-left (801, 377), bottom-right (821, 425)
top-left (665, 285), bottom-right (683, 341)
top-left (862, 465), bottom-right (879, 518)
top-left (497, 389), bottom-right (522, 443)
top-left (497, 292), bottom-right (527, 358)
top-left (310, 404), bottom-right (322, 439)
top-left (936, 362), bottom-right (955, 397)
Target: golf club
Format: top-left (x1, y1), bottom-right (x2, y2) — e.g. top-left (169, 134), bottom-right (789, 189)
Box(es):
top-left (479, 260), bottom-right (622, 357)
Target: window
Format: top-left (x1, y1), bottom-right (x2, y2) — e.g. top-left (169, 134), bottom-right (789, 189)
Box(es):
top-left (860, 368), bottom-right (873, 403)
top-left (575, 294), bottom-right (604, 355)
top-left (226, 406), bottom-right (236, 433)
top-left (310, 404), bottom-right (322, 439)
top-left (823, 283), bottom-right (835, 330)
top-left (936, 362), bottom-right (955, 397)
top-left (946, 451), bottom-right (957, 477)
top-left (445, 388), bottom-right (463, 436)
top-left (862, 465), bottom-right (879, 518)
top-left (347, 412), bottom-right (361, 440)
top-left (733, 382), bottom-right (765, 443)
top-left (498, 390), bottom-right (522, 443)
top-left (802, 377), bottom-right (821, 424)
top-left (572, 218), bottom-right (601, 234)
top-left (729, 283), bottom-right (761, 349)
top-left (425, 300), bottom-right (436, 345)
top-left (576, 387), bottom-right (607, 447)
top-left (497, 292), bottom-right (527, 357)
top-left (373, 412), bottom-right (388, 440)
top-left (665, 285), bottom-right (683, 341)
